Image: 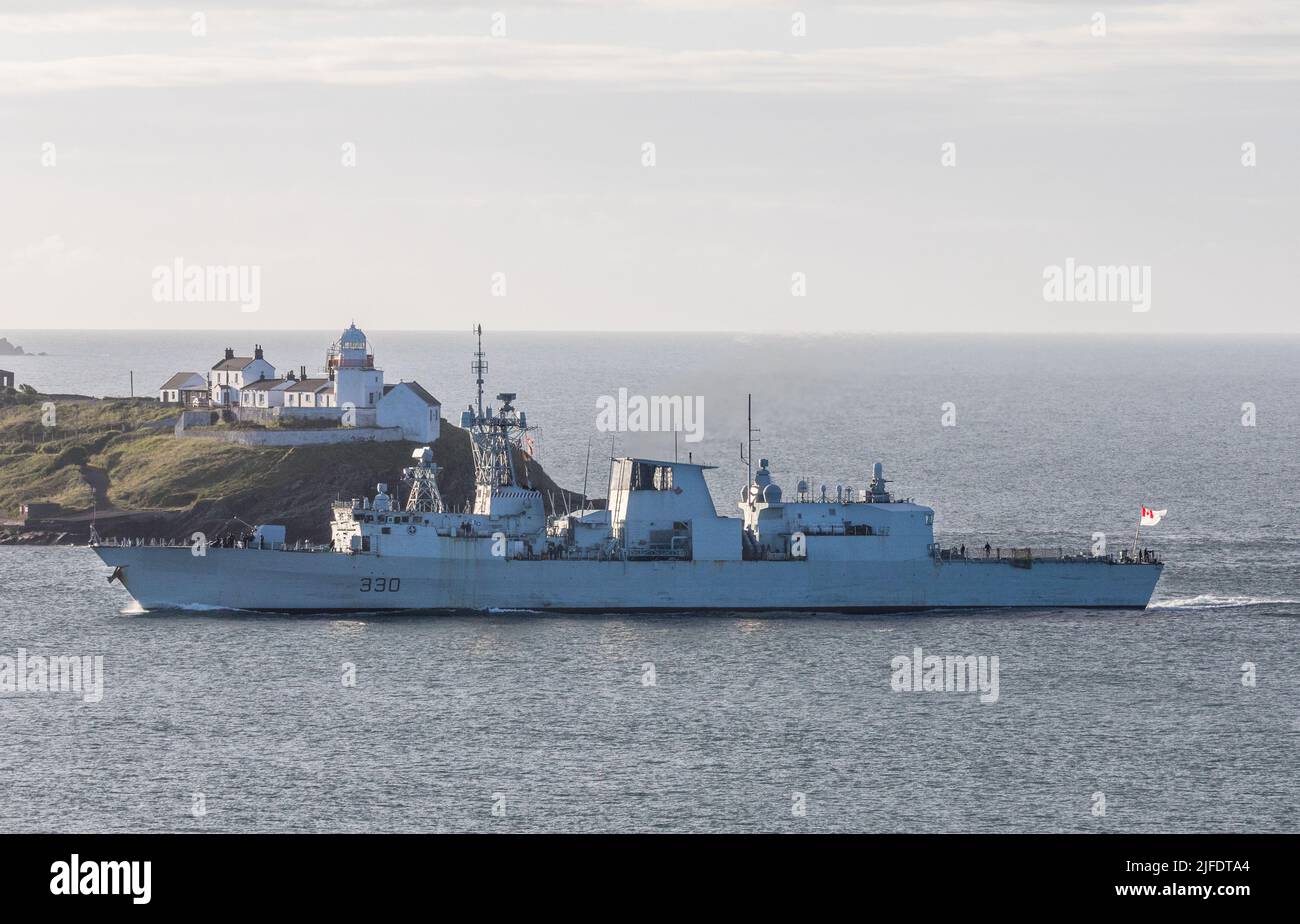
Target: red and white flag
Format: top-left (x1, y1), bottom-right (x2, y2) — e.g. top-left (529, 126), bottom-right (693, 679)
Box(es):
top-left (1140, 506), bottom-right (1167, 526)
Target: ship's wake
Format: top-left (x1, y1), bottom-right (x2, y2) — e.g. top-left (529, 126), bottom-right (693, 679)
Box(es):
top-left (120, 601), bottom-right (255, 615)
top-left (1148, 594), bottom-right (1300, 610)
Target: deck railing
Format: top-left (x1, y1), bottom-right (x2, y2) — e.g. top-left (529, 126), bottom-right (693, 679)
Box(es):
top-left (934, 544), bottom-right (1159, 564)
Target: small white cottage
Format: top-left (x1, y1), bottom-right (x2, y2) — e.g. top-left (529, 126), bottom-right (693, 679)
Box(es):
top-left (239, 378), bottom-right (295, 409)
top-left (283, 378), bottom-right (336, 408)
top-left (159, 372), bottom-right (208, 405)
top-left (377, 381), bottom-right (441, 442)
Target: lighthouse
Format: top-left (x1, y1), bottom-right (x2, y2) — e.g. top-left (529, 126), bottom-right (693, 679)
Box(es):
top-left (328, 323), bottom-right (384, 411)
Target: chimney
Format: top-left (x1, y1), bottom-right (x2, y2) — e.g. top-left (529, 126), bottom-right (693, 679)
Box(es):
top-left (224, 347), bottom-right (234, 360)
top-left (254, 344), bottom-right (263, 360)
top-left (300, 365), bottom-right (307, 380)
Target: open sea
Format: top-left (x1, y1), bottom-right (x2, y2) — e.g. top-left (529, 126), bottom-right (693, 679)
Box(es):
top-left (1, 331), bottom-right (1297, 831)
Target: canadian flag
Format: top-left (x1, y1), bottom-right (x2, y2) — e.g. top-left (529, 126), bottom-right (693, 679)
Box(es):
top-left (1140, 506), bottom-right (1167, 526)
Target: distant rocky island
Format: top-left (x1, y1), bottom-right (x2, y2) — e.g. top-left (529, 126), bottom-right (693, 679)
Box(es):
top-left (0, 337), bottom-right (44, 356)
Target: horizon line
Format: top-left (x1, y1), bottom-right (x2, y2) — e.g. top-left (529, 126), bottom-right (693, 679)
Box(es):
top-left (6, 329), bottom-right (1300, 337)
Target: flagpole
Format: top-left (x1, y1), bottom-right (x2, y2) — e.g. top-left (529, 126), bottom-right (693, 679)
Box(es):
top-left (1132, 510), bottom-right (1142, 559)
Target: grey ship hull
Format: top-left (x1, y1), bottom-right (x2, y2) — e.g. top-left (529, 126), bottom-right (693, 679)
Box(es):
top-left (94, 546), bottom-right (1163, 613)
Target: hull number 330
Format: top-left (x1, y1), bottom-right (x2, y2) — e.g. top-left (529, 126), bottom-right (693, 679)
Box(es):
top-left (360, 578), bottom-right (401, 592)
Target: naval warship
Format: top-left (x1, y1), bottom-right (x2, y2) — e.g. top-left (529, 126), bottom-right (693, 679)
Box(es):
top-left (93, 332), bottom-right (1163, 613)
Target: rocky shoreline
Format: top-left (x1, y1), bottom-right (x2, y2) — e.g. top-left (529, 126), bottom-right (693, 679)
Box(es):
top-left (0, 529), bottom-right (76, 546)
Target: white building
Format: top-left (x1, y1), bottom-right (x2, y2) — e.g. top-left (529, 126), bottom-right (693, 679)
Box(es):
top-left (283, 378), bottom-right (336, 409)
top-left (239, 378), bottom-right (295, 409)
top-left (159, 372), bottom-right (208, 405)
top-left (205, 325), bottom-right (442, 442)
top-left (211, 345), bottom-right (275, 406)
top-left (378, 381), bottom-right (441, 443)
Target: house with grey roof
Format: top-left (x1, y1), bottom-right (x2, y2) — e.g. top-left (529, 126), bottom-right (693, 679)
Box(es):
top-left (210, 345), bottom-right (275, 406)
top-left (283, 377), bottom-right (336, 409)
top-left (159, 372), bottom-right (208, 405)
top-left (238, 377), bottom-right (296, 409)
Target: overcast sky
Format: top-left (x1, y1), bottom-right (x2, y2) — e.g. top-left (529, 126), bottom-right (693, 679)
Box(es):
top-left (0, 0), bottom-right (1296, 333)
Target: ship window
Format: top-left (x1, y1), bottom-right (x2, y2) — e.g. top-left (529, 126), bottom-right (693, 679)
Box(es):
top-left (630, 463), bottom-right (675, 492)
top-left (381, 527), bottom-right (391, 535)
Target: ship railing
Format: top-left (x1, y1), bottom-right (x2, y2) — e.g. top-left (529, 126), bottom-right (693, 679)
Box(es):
top-left (624, 546), bottom-right (691, 561)
top-left (94, 535), bottom-right (332, 552)
top-left (935, 545), bottom-right (1076, 561)
top-left (750, 549), bottom-right (799, 561)
top-left (789, 494), bottom-right (916, 505)
top-left (933, 544), bottom-right (1159, 564)
top-left (509, 546), bottom-right (632, 561)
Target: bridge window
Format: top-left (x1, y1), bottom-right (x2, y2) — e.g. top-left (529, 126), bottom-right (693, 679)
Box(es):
top-left (630, 463), bottom-right (674, 491)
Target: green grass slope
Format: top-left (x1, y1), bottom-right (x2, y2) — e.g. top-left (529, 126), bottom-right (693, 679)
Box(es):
top-left (0, 398), bottom-right (579, 542)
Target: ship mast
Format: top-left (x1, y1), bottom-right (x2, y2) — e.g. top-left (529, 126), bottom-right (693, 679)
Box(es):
top-left (462, 324), bottom-right (537, 511)
top-left (472, 323), bottom-right (487, 418)
top-left (402, 447), bottom-right (445, 513)
top-left (739, 393), bottom-right (761, 502)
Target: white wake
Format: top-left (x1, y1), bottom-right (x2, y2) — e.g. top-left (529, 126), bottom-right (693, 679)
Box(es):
top-left (1148, 594), bottom-right (1300, 610)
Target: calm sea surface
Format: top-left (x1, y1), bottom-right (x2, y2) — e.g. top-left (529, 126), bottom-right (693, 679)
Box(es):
top-left (0, 332), bottom-right (1297, 831)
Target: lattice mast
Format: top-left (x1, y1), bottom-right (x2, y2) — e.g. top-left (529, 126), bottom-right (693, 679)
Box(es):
top-left (462, 325), bottom-right (536, 495)
top-left (402, 447), bottom-right (445, 513)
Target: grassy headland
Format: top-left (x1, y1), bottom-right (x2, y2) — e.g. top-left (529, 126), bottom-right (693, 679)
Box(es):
top-left (0, 394), bottom-right (580, 544)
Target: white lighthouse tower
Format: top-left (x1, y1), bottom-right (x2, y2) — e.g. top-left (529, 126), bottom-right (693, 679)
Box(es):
top-left (328, 323), bottom-right (384, 413)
